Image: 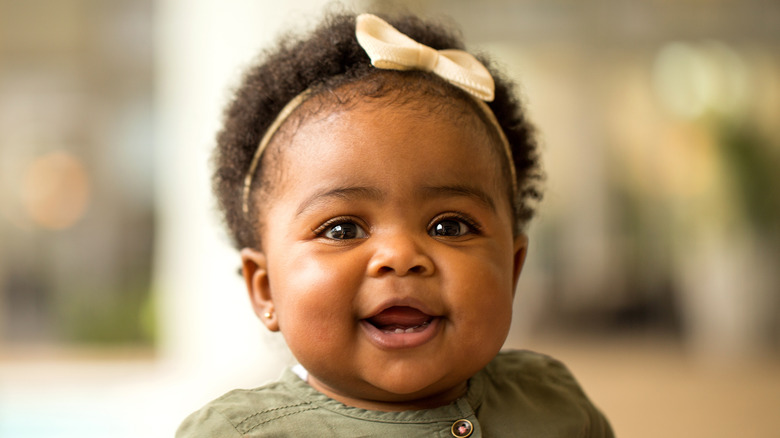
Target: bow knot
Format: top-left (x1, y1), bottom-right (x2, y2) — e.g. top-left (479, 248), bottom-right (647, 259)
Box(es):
top-left (356, 14), bottom-right (495, 101)
top-left (415, 44), bottom-right (439, 72)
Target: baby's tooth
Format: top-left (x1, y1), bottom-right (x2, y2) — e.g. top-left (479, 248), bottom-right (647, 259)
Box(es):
top-left (394, 328), bottom-right (404, 334)
top-left (405, 327), bottom-right (415, 333)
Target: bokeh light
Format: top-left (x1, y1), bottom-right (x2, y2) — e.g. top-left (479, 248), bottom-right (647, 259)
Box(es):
top-left (653, 40), bottom-right (751, 119)
top-left (21, 151), bottom-right (91, 230)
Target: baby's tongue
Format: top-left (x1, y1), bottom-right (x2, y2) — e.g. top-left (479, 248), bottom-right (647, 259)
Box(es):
top-left (368, 306), bottom-right (430, 330)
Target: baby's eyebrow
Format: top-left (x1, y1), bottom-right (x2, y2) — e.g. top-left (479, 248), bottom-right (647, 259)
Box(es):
top-left (420, 185), bottom-right (496, 213)
top-left (295, 186), bottom-right (384, 217)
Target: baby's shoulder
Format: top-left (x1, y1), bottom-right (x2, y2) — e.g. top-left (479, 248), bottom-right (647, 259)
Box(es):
top-left (175, 374), bottom-right (316, 437)
top-left (481, 350), bottom-right (591, 403)
top-left (476, 350), bottom-right (614, 437)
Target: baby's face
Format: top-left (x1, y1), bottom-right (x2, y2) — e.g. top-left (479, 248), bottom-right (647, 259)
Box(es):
top-left (243, 95), bottom-right (527, 411)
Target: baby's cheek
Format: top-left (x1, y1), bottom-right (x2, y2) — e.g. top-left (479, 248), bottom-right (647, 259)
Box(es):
top-left (279, 314), bottom-right (347, 369)
top-left (453, 274), bottom-right (514, 334)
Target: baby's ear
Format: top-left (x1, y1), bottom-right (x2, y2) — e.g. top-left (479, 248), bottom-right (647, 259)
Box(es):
top-left (512, 233), bottom-right (529, 292)
top-left (240, 248), bottom-right (279, 332)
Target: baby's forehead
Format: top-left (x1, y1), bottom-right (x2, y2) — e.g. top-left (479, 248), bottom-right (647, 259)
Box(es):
top-left (274, 94), bottom-right (509, 203)
top-left (273, 96), bottom-right (499, 177)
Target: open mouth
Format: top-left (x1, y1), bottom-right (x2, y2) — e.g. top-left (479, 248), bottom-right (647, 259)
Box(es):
top-left (365, 306), bottom-right (434, 334)
top-left (361, 306), bottom-right (440, 349)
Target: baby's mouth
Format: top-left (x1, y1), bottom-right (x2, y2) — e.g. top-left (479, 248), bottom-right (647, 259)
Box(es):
top-left (365, 306), bottom-right (434, 334)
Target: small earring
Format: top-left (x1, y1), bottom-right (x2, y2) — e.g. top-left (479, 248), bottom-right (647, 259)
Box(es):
top-left (263, 311), bottom-right (273, 319)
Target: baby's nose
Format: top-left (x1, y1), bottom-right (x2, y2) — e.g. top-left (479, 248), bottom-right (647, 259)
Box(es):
top-left (366, 233), bottom-right (435, 277)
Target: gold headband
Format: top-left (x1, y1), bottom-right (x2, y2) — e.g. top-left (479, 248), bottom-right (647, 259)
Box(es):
top-left (242, 13), bottom-right (516, 215)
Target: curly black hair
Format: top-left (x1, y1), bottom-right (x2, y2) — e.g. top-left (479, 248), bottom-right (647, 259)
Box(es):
top-left (213, 12), bottom-right (543, 249)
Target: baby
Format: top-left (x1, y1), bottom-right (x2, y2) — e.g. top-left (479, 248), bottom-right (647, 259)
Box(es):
top-left (177, 12), bottom-right (613, 437)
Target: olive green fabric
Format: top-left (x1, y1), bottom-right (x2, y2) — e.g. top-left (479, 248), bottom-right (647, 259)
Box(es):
top-left (176, 350), bottom-right (613, 437)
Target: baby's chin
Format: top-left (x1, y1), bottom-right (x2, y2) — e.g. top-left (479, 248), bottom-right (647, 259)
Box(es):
top-left (307, 365), bottom-right (475, 411)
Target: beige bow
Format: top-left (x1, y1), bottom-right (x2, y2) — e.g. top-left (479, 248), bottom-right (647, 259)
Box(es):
top-left (356, 14), bottom-right (495, 101)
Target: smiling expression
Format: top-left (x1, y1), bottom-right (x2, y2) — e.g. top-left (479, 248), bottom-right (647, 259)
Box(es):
top-left (241, 89), bottom-right (527, 411)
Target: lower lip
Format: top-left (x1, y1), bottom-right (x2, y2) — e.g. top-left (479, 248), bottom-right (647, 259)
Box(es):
top-left (360, 317), bottom-right (441, 350)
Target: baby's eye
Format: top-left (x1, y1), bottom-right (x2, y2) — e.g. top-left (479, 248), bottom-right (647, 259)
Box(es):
top-left (320, 221), bottom-right (367, 240)
top-left (428, 217), bottom-right (477, 238)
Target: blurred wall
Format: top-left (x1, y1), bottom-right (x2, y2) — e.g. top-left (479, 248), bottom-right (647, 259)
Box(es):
top-left (0, 0), bottom-right (154, 349)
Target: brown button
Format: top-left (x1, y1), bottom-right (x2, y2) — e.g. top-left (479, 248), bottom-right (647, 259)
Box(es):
top-left (451, 419), bottom-right (473, 437)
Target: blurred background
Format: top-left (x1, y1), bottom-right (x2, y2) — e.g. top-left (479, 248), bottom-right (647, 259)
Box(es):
top-left (0, 0), bottom-right (778, 436)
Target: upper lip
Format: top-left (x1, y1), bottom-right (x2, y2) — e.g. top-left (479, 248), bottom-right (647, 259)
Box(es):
top-left (361, 296), bottom-right (440, 320)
